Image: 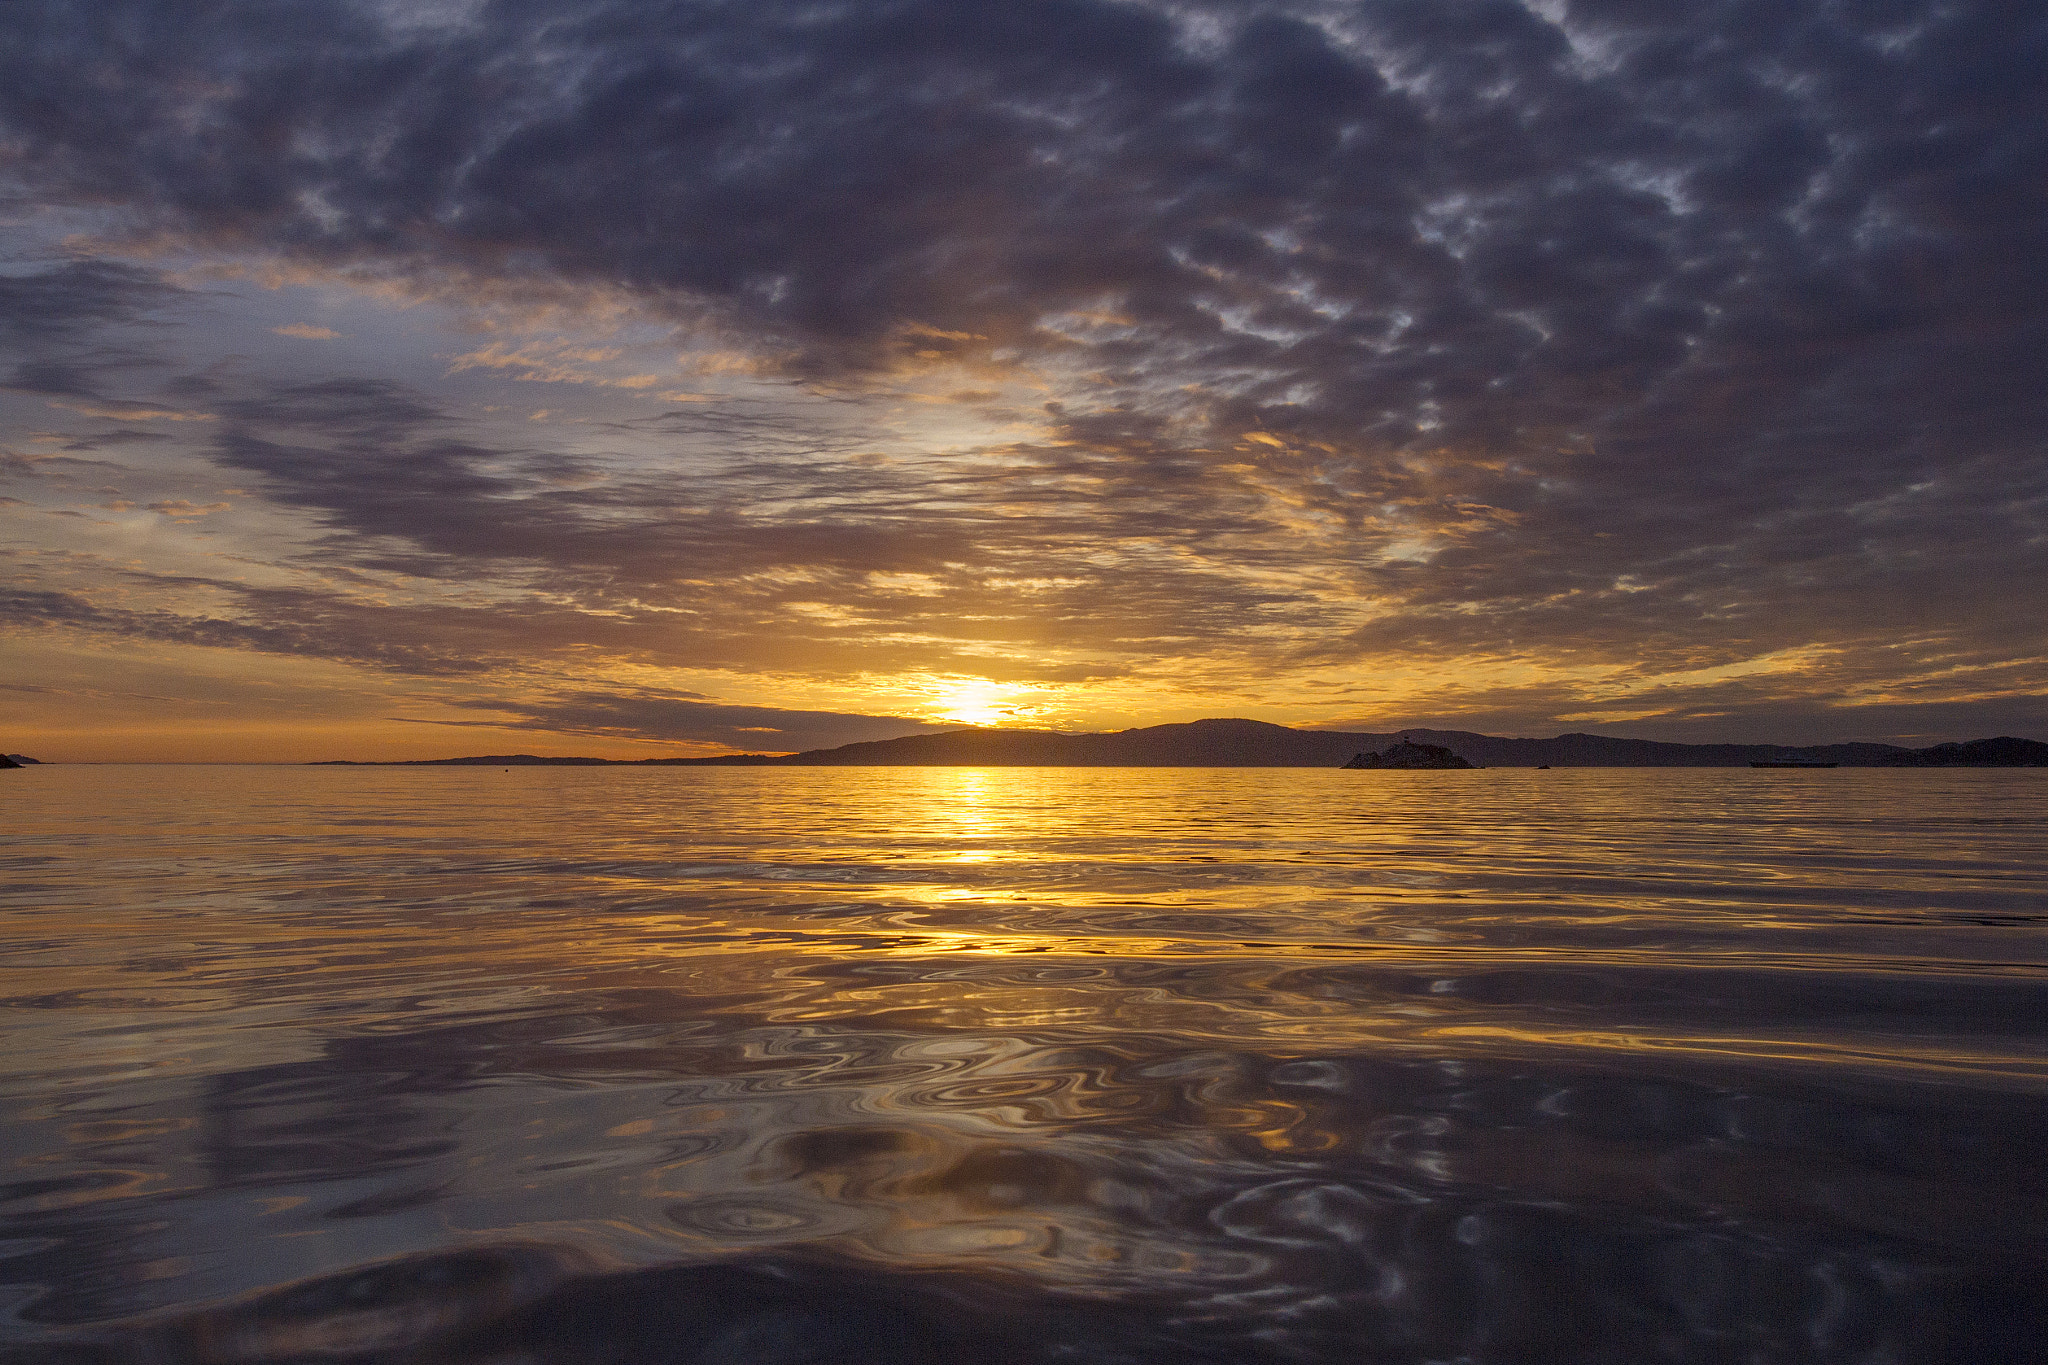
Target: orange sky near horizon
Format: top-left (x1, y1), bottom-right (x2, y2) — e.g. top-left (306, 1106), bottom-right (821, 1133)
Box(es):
top-left (5, 0), bottom-right (2045, 759)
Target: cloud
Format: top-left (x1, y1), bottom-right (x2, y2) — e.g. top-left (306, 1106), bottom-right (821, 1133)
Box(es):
top-left (57, 429), bottom-right (173, 450)
top-left (8, 358), bottom-right (108, 397)
top-left (47, 399), bottom-right (214, 422)
top-left (0, 260), bottom-right (184, 349)
top-left (0, 0), bottom-right (2043, 737)
top-left (0, 584), bottom-right (502, 675)
top-left (187, 376), bottom-right (1336, 674)
top-left (446, 341), bottom-right (660, 389)
top-left (424, 688), bottom-right (955, 750)
top-left (272, 322), bottom-right (342, 340)
top-left (144, 498), bottom-right (231, 520)
top-left (0, 259), bottom-right (193, 416)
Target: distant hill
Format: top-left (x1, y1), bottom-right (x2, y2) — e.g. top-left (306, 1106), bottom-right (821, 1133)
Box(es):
top-left (311, 719), bottom-right (2048, 768)
top-left (311, 754), bottom-right (614, 766)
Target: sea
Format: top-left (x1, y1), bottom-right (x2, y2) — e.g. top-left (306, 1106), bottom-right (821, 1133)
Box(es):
top-left (2, 764), bottom-right (2044, 1363)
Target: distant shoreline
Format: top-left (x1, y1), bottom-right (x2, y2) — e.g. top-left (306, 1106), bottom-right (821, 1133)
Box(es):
top-left (303, 719), bottom-right (2048, 769)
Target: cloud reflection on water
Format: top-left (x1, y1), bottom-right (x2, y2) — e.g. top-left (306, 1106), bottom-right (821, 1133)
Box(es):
top-left (3, 767), bottom-right (2046, 1360)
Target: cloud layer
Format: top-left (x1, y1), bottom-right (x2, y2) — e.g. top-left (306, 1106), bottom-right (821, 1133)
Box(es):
top-left (3, 0), bottom-right (2045, 749)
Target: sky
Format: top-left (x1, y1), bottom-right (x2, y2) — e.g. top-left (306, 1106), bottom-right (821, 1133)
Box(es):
top-left (3, 0), bottom-right (2045, 761)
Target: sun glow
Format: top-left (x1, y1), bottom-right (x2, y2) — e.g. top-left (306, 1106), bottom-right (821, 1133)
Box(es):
top-left (933, 678), bottom-right (1021, 727)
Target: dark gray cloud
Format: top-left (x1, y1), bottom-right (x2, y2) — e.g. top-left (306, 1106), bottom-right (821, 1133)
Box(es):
top-left (59, 428), bottom-right (175, 451)
top-left (3, 0), bottom-right (2045, 737)
top-left (13, 1), bottom-right (2041, 412)
top-left (0, 584), bottom-right (500, 675)
top-left (424, 689), bottom-right (956, 750)
top-left (0, 259), bottom-right (182, 349)
top-left (0, 259), bottom-right (188, 407)
top-left (193, 375), bottom-right (1315, 673)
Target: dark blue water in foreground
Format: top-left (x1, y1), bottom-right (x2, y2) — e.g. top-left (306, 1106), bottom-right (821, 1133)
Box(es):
top-left (2, 766), bottom-right (2045, 1362)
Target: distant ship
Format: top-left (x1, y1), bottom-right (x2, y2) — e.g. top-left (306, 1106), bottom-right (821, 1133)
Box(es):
top-left (1750, 755), bottom-right (1838, 768)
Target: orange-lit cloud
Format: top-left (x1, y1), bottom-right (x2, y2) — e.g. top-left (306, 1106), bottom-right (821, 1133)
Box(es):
top-left (2, 0), bottom-right (2044, 759)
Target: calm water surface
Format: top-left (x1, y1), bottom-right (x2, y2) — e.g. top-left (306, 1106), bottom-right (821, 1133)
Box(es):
top-left (2, 766), bottom-right (2045, 1362)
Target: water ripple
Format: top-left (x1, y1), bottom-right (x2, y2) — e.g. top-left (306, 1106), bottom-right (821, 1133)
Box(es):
top-left (1, 766), bottom-right (2044, 1360)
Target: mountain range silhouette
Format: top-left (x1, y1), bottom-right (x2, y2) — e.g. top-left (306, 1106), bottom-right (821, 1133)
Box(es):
top-left (312, 719), bottom-right (2048, 768)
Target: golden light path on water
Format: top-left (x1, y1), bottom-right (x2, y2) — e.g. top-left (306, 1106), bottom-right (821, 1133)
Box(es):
top-left (2, 765), bottom-right (2045, 1359)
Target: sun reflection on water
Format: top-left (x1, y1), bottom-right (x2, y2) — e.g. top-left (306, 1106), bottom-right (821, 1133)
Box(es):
top-left (2, 765), bottom-right (2045, 1355)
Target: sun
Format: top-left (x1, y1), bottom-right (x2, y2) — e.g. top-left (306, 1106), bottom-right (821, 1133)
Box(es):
top-left (933, 679), bottom-right (1014, 727)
